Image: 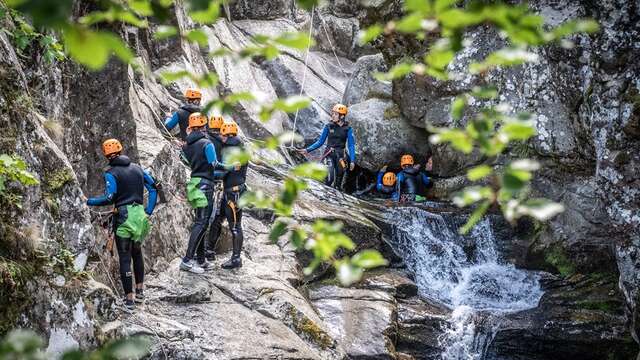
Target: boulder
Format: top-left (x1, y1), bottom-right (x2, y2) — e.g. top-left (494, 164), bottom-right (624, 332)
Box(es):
top-left (343, 54), bottom-right (391, 106)
top-left (348, 98), bottom-right (431, 170)
top-left (226, 0), bottom-right (297, 20)
top-left (308, 285), bottom-right (397, 359)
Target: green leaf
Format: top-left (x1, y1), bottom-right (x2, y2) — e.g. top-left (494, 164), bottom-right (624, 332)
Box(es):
top-left (509, 159), bottom-right (540, 172)
top-left (154, 25), bottom-right (178, 40)
top-left (502, 171), bottom-right (526, 192)
top-left (374, 62), bottom-right (413, 81)
top-left (358, 24), bottom-right (383, 44)
top-left (470, 48), bottom-right (539, 74)
top-left (552, 19), bottom-right (600, 39)
top-left (458, 200), bottom-right (491, 234)
top-left (269, 219), bottom-right (288, 243)
top-left (452, 186), bottom-right (493, 207)
top-left (63, 26), bottom-right (133, 70)
top-left (290, 227), bottom-right (307, 249)
top-left (336, 260), bottom-right (363, 286)
top-left (429, 128), bottom-right (473, 153)
top-left (222, 146), bottom-right (251, 165)
top-left (439, 8), bottom-right (484, 29)
top-left (273, 32), bottom-right (314, 50)
top-left (296, 0), bottom-right (319, 10)
top-left (466, 165), bottom-right (492, 181)
top-left (404, 0), bottom-right (432, 13)
top-left (396, 13), bottom-right (424, 33)
top-left (292, 162), bottom-right (328, 181)
top-left (272, 96), bottom-right (312, 114)
top-left (500, 119), bottom-right (537, 141)
top-left (518, 199), bottom-right (565, 221)
top-left (100, 336), bottom-right (151, 359)
top-left (350, 250), bottom-right (388, 269)
top-left (451, 96), bottom-right (466, 120)
top-left (425, 48), bottom-right (454, 70)
top-left (185, 29), bottom-right (208, 46)
top-left (470, 85), bottom-right (498, 99)
top-left (238, 190), bottom-right (273, 209)
top-left (188, 0), bottom-right (220, 24)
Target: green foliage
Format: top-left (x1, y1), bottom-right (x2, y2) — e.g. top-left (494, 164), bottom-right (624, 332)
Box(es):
top-left (0, 329), bottom-right (151, 359)
top-left (4, 9), bottom-right (65, 64)
top-left (544, 245), bottom-right (576, 277)
top-left (0, 154), bottom-right (39, 208)
top-left (44, 168), bottom-right (73, 193)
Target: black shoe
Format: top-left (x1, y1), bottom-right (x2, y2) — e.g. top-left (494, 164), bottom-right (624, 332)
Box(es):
top-left (205, 250), bottom-right (216, 262)
top-left (198, 259), bottom-right (214, 271)
top-left (221, 257), bottom-right (242, 269)
top-left (135, 289), bottom-right (145, 304)
top-left (123, 298), bottom-right (136, 312)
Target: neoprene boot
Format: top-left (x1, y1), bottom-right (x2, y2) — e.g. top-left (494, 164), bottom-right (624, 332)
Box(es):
top-left (221, 230), bottom-right (243, 269)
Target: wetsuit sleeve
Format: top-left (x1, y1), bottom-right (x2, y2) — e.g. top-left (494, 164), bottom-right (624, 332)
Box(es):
top-left (393, 172), bottom-right (404, 202)
top-left (305, 125), bottom-right (329, 152)
top-left (376, 171), bottom-right (384, 192)
top-left (421, 172), bottom-right (431, 187)
top-left (87, 173), bottom-right (117, 206)
top-left (346, 127), bottom-right (356, 163)
top-left (205, 143), bottom-right (229, 171)
top-left (164, 112), bottom-right (179, 130)
top-left (143, 171), bottom-right (158, 215)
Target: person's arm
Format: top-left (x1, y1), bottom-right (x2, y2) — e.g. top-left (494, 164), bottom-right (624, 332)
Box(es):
top-left (393, 172), bottom-right (404, 201)
top-left (143, 171), bottom-right (158, 215)
top-left (421, 172), bottom-right (431, 187)
top-left (305, 125), bottom-right (329, 152)
top-left (164, 112), bottom-right (179, 130)
top-left (346, 127), bottom-right (356, 163)
top-left (205, 143), bottom-right (233, 171)
top-left (375, 171), bottom-right (384, 192)
top-left (87, 173), bottom-right (117, 206)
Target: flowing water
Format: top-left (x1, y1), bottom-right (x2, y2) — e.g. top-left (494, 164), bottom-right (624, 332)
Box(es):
top-left (385, 206), bottom-right (543, 359)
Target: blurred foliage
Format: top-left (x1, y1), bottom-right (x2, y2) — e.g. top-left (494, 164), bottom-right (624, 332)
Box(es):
top-left (0, 154), bottom-right (39, 208)
top-left (0, 329), bottom-right (150, 359)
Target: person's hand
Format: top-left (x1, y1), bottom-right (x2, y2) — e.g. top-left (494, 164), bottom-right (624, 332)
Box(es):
top-left (350, 162), bottom-right (355, 171)
top-left (296, 148), bottom-right (308, 155)
top-left (380, 165), bottom-right (388, 172)
top-left (233, 162), bottom-right (242, 171)
top-left (414, 164), bottom-right (422, 170)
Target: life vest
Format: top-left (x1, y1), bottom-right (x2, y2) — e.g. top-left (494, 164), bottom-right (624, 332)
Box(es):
top-left (400, 168), bottom-right (419, 195)
top-left (222, 136), bottom-right (247, 189)
top-left (176, 104), bottom-right (202, 141)
top-left (183, 131), bottom-right (215, 181)
top-left (106, 155), bottom-right (145, 208)
top-left (326, 122), bottom-right (351, 151)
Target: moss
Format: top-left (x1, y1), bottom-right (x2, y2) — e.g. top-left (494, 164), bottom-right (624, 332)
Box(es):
top-left (576, 300), bottom-right (617, 313)
top-left (544, 245), bottom-right (576, 277)
top-left (0, 259), bottom-right (38, 335)
top-left (45, 168), bottom-right (73, 193)
top-left (288, 307), bottom-right (333, 349)
top-left (383, 104), bottom-right (401, 120)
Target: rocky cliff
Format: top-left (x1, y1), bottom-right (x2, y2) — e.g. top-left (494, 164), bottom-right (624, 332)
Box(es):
top-left (0, 0), bottom-right (638, 359)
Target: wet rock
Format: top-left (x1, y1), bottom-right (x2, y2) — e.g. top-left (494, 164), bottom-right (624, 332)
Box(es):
top-left (396, 297), bottom-right (450, 360)
top-left (308, 285), bottom-right (397, 359)
top-left (348, 98), bottom-right (431, 170)
top-left (343, 54), bottom-right (392, 106)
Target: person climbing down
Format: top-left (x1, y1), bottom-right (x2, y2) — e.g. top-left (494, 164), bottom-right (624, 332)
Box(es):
top-left (87, 139), bottom-right (157, 312)
top-left (396, 154), bottom-right (430, 203)
top-left (297, 104), bottom-right (356, 189)
top-left (207, 120), bottom-right (247, 269)
top-left (204, 115), bottom-right (227, 261)
top-left (376, 165), bottom-right (399, 199)
top-left (164, 88), bottom-right (203, 142)
top-left (181, 112), bottom-right (226, 274)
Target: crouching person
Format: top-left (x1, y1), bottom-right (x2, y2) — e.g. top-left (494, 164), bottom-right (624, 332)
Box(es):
top-left (87, 139), bottom-right (157, 312)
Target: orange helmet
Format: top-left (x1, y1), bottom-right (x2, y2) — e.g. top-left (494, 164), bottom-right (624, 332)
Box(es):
top-left (184, 88), bottom-right (202, 100)
top-left (209, 115), bottom-right (224, 130)
top-left (220, 121), bottom-right (238, 136)
top-left (188, 112), bottom-right (207, 128)
top-left (400, 154), bottom-right (414, 167)
top-left (332, 103), bottom-right (348, 115)
top-left (382, 172), bottom-right (396, 186)
top-left (102, 139), bottom-right (123, 157)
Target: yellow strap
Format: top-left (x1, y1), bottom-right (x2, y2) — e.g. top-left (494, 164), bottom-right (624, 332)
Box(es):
top-left (228, 200), bottom-right (237, 226)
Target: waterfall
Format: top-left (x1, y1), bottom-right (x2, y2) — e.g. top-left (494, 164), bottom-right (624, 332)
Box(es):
top-left (386, 206), bottom-right (543, 359)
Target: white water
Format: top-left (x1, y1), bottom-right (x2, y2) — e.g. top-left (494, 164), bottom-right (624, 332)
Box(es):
top-left (386, 206), bottom-right (543, 359)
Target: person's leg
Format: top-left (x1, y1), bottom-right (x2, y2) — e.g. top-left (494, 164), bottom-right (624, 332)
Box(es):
top-left (324, 156), bottom-right (336, 187)
top-left (205, 190), bottom-right (224, 260)
top-left (196, 193), bottom-right (214, 264)
top-left (131, 242), bottom-right (144, 287)
top-left (115, 236), bottom-right (134, 298)
top-left (182, 184), bottom-right (213, 272)
top-left (335, 157), bottom-right (346, 190)
top-left (222, 192), bottom-right (243, 269)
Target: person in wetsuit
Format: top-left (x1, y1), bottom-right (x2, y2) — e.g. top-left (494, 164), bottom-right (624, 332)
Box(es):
top-left (396, 154), bottom-right (431, 203)
top-left (208, 120), bottom-right (247, 269)
top-left (180, 113), bottom-right (226, 274)
top-left (87, 139), bottom-right (157, 312)
top-left (164, 88), bottom-right (203, 142)
top-left (203, 115), bottom-right (226, 261)
top-left (298, 104), bottom-right (356, 190)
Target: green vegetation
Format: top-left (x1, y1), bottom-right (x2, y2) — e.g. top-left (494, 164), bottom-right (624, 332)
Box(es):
top-left (0, 259), bottom-right (37, 334)
top-left (383, 104), bottom-right (401, 120)
top-left (544, 245), bottom-right (575, 277)
top-left (0, 329), bottom-right (150, 359)
top-left (0, 154), bottom-right (39, 208)
top-left (2, 6), bottom-right (65, 64)
top-left (44, 168), bottom-right (73, 193)
top-left (576, 300), bottom-right (617, 313)
top-left (287, 307), bottom-right (333, 349)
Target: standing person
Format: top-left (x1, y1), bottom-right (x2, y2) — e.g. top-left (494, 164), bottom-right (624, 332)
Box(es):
top-left (298, 104), bottom-right (356, 189)
top-left (87, 139), bottom-right (157, 312)
top-left (164, 88), bottom-right (203, 142)
top-left (208, 120), bottom-right (247, 269)
top-left (396, 154), bottom-right (422, 203)
top-left (180, 112), bottom-right (224, 274)
top-left (204, 115), bottom-right (226, 261)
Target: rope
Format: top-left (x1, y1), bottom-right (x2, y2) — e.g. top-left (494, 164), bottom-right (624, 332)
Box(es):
top-left (290, 6), bottom-right (315, 148)
top-left (316, 10), bottom-right (347, 77)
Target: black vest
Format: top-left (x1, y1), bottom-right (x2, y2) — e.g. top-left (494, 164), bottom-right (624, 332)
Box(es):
top-left (207, 132), bottom-right (223, 162)
top-left (222, 137), bottom-right (247, 188)
top-left (106, 155), bottom-right (145, 208)
top-left (400, 168), bottom-right (419, 195)
top-left (326, 122), bottom-right (351, 150)
top-left (183, 131), bottom-right (214, 181)
top-left (176, 104), bottom-right (202, 141)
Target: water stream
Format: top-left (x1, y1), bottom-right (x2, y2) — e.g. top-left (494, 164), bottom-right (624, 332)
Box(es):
top-left (385, 206), bottom-right (543, 359)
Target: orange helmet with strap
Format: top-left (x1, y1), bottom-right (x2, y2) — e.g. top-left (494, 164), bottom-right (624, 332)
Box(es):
top-left (184, 88), bottom-right (202, 100)
top-left (332, 103), bottom-right (348, 115)
top-left (382, 172), bottom-right (397, 186)
top-left (400, 154), bottom-right (414, 167)
top-left (220, 121), bottom-right (238, 136)
top-left (209, 115), bottom-right (224, 130)
top-left (188, 112), bottom-right (207, 128)
top-left (102, 139), bottom-right (123, 157)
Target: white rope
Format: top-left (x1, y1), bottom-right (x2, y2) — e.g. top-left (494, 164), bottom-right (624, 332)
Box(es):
top-left (290, 6), bottom-right (315, 147)
top-left (316, 10), bottom-right (347, 77)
